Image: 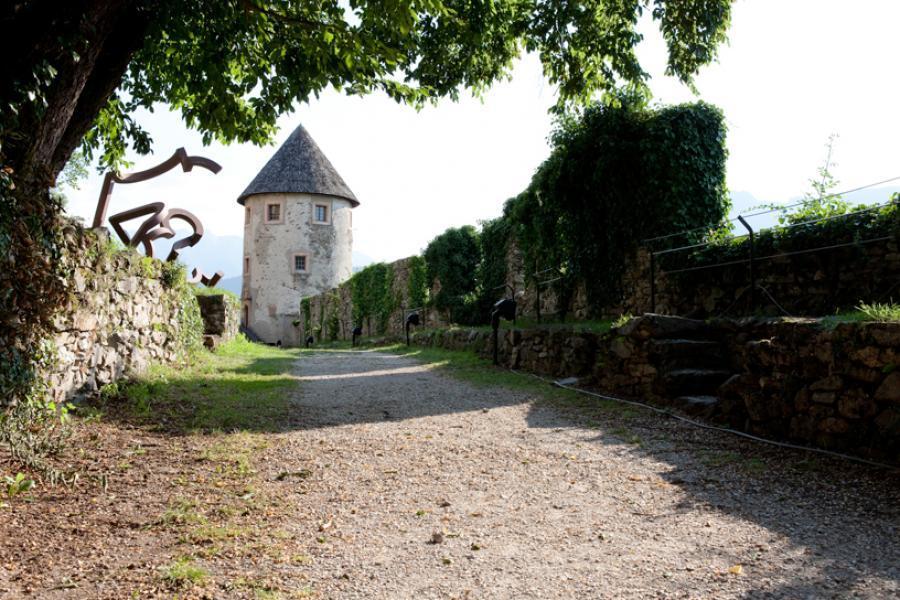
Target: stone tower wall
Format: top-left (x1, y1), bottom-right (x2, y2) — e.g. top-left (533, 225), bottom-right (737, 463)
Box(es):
top-left (242, 192), bottom-right (353, 345)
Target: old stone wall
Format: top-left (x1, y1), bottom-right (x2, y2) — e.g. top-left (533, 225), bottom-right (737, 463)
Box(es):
top-left (503, 239), bottom-right (591, 321)
top-left (717, 319), bottom-right (900, 462)
top-left (502, 234), bottom-right (900, 320)
top-left (45, 226), bottom-right (203, 403)
top-left (196, 294), bottom-right (241, 348)
top-left (408, 326), bottom-right (600, 378)
top-left (401, 314), bottom-right (900, 464)
top-left (303, 256), bottom-right (449, 342)
top-left (621, 239), bottom-right (900, 318)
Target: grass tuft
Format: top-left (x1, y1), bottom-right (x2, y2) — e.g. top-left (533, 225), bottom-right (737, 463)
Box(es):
top-left (161, 557), bottom-right (208, 587)
top-left (820, 302), bottom-right (900, 329)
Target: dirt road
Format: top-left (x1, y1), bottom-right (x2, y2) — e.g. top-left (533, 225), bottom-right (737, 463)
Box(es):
top-left (264, 350), bottom-right (900, 599)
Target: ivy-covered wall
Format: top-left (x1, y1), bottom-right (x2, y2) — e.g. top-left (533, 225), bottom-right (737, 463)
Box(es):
top-left (305, 99), bottom-right (732, 328)
top-left (504, 97), bottom-right (729, 319)
top-left (43, 225), bottom-right (204, 403)
top-left (302, 256), bottom-right (447, 341)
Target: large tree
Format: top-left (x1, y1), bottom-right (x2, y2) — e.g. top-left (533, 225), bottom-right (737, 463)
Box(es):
top-left (0, 0), bottom-right (731, 420)
top-left (2, 0), bottom-right (732, 185)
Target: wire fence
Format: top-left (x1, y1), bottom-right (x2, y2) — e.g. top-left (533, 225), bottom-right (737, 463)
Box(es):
top-left (642, 179), bottom-right (900, 316)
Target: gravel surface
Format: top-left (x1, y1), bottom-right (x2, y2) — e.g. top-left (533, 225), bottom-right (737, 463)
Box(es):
top-left (261, 349), bottom-right (900, 599)
top-left (3, 348), bottom-right (898, 599)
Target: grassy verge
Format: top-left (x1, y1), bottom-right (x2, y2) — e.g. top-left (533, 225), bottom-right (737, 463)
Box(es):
top-left (96, 336), bottom-right (305, 594)
top-left (819, 302), bottom-right (900, 329)
top-left (103, 336), bottom-right (301, 433)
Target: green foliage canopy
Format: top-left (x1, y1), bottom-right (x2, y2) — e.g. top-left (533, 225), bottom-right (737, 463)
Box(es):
top-left (507, 96), bottom-right (730, 314)
top-left (1, 1), bottom-right (734, 175)
top-left (423, 225), bottom-right (481, 319)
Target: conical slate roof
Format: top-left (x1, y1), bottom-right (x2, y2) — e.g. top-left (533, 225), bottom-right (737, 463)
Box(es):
top-left (237, 124), bottom-right (358, 206)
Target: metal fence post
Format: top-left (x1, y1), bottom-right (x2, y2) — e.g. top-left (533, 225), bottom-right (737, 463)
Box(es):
top-left (737, 215), bottom-right (755, 312)
top-left (649, 250), bottom-right (656, 314)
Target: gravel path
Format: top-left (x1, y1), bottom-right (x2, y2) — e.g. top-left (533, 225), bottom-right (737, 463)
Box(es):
top-left (263, 349), bottom-right (900, 599)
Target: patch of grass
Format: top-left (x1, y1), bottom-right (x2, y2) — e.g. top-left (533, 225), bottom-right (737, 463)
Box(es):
top-left (201, 432), bottom-right (269, 480)
top-left (193, 285), bottom-right (239, 300)
top-left (742, 457), bottom-right (767, 475)
top-left (608, 426), bottom-right (642, 445)
top-left (699, 450), bottom-right (741, 468)
top-left (159, 498), bottom-right (206, 526)
top-left (820, 302), bottom-right (900, 329)
top-left (107, 336), bottom-right (300, 433)
top-left (161, 556), bottom-right (208, 587)
top-left (182, 525), bottom-right (246, 545)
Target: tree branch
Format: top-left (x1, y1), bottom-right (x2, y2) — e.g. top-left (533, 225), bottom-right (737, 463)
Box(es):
top-left (50, 4), bottom-right (152, 178)
top-left (239, 0), bottom-right (333, 31)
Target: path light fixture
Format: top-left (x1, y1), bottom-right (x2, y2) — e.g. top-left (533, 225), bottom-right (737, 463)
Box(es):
top-left (405, 312), bottom-right (420, 347)
top-left (352, 325), bottom-right (363, 347)
top-left (305, 335), bottom-right (314, 348)
top-left (490, 298), bottom-right (517, 365)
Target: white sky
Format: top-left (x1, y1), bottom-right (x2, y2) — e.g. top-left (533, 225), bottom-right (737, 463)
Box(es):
top-left (64, 0), bottom-right (900, 263)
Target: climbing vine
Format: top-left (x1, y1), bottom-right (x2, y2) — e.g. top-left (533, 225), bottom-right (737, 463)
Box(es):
top-left (350, 263), bottom-right (397, 335)
top-left (506, 96), bottom-right (729, 314)
top-left (406, 255), bottom-right (428, 309)
top-left (301, 298), bottom-right (312, 335)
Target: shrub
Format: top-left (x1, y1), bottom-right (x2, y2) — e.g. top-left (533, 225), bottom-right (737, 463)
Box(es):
top-left (423, 225), bottom-right (481, 321)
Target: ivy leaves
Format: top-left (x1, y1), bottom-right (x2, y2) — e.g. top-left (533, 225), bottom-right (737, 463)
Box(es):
top-left (506, 97), bottom-right (729, 314)
top-left (423, 225), bottom-right (481, 319)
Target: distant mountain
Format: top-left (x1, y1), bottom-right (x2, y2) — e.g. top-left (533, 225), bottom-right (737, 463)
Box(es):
top-left (352, 250), bottom-right (375, 272)
top-left (216, 275), bottom-right (243, 296)
top-left (183, 240), bottom-right (378, 294)
top-left (175, 231), bottom-right (244, 280)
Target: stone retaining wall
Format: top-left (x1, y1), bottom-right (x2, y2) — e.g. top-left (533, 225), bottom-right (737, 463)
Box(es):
top-left (718, 319), bottom-right (900, 461)
top-left (616, 239), bottom-right (900, 318)
top-left (45, 227), bottom-right (202, 403)
top-left (404, 315), bottom-right (900, 464)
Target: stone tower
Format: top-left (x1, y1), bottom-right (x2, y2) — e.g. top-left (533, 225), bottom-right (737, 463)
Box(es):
top-left (238, 124), bottom-right (358, 346)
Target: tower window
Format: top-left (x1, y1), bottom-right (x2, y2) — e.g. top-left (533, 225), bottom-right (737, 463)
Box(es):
top-left (314, 203), bottom-right (330, 224)
top-left (293, 254), bottom-right (309, 273)
top-left (244, 207), bottom-right (251, 225)
top-left (265, 202), bottom-right (283, 223)
top-left (244, 256), bottom-right (250, 276)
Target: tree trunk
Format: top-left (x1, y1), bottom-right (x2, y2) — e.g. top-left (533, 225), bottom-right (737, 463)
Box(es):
top-left (0, 1), bottom-right (153, 415)
top-left (3, 0), bottom-right (151, 186)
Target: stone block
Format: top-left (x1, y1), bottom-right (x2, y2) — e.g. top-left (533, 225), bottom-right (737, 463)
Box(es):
top-left (72, 311), bottom-right (99, 331)
top-left (875, 372), bottom-right (900, 403)
top-left (837, 391), bottom-right (877, 419)
top-left (811, 392), bottom-right (836, 405)
top-left (810, 375), bottom-right (842, 392)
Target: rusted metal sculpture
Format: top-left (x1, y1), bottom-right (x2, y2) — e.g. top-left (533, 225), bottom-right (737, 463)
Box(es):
top-left (92, 148), bottom-right (224, 286)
